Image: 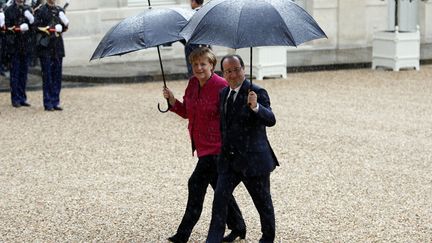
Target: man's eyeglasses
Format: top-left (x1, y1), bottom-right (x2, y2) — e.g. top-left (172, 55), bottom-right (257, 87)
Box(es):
top-left (223, 67), bottom-right (243, 75)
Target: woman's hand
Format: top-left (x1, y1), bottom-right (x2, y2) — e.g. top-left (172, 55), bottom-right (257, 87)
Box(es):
top-left (163, 87), bottom-right (176, 106)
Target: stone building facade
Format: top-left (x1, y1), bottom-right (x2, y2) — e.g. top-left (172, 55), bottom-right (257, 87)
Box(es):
top-left (62, 0), bottom-right (432, 66)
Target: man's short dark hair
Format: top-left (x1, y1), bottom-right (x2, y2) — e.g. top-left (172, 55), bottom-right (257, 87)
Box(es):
top-left (194, 0), bottom-right (204, 5)
top-left (220, 54), bottom-right (245, 72)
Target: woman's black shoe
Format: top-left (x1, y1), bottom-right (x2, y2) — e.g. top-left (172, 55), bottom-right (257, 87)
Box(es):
top-left (222, 229), bottom-right (246, 242)
top-left (167, 234), bottom-right (188, 243)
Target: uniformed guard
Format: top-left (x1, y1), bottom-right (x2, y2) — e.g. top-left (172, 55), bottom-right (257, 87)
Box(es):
top-left (28, 0), bottom-right (43, 67)
top-left (4, 0), bottom-right (34, 108)
top-left (34, 0), bottom-right (68, 111)
top-left (0, 0), bottom-right (7, 76)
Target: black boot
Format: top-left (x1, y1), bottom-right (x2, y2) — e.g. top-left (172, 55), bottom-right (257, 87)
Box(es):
top-left (167, 233), bottom-right (188, 243)
top-left (222, 229), bottom-right (246, 242)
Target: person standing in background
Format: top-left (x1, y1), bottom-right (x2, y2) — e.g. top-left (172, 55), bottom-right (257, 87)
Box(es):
top-left (184, 0), bottom-right (210, 78)
top-left (34, 0), bottom-right (68, 111)
top-left (28, 0), bottom-right (45, 67)
top-left (0, 0), bottom-right (7, 76)
top-left (4, 0), bottom-right (34, 108)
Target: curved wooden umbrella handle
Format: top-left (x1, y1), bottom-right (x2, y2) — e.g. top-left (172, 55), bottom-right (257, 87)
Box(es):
top-left (157, 98), bottom-right (171, 113)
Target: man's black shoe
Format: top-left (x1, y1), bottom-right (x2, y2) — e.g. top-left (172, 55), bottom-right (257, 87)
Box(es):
top-left (222, 229), bottom-right (246, 242)
top-left (20, 102), bottom-right (31, 107)
top-left (45, 107), bottom-right (54, 111)
top-left (258, 238), bottom-right (274, 243)
top-left (167, 234), bottom-right (188, 243)
top-left (12, 103), bottom-right (21, 108)
top-left (53, 106), bottom-right (63, 111)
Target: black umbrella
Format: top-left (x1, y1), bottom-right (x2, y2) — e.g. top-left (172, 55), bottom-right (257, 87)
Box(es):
top-left (180, 0), bottom-right (327, 85)
top-left (91, 4), bottom-right (194, 112)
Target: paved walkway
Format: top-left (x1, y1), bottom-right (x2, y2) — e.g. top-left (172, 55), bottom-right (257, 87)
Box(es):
top-left (1, 44), bottom-right (431, 92)
top-left (1, 67), bottom-right (432, 242)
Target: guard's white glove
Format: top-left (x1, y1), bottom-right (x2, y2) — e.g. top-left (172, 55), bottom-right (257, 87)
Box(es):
top-left (20, 23), bottom-right (29, 32)
top-left (6, 0), bottom-right (13, 7)
top-left (59, 11), bottom-right (69, 26)
top-left (0, 12), bottom-right (5, 28)
top-left (24, 10), bottom-right (34, 24)
top-left (55, 24), bottom-right (63, 33)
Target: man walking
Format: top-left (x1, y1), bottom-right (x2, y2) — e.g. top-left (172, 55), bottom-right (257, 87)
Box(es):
top-left (207, 54), bottom-right (279, 243)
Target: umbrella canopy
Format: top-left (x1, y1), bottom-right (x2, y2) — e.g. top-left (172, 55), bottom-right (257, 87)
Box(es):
top-left (180, 0), bottom-right (326, 85)
top-left (90, 7), bottom-right (194, 112)
top-left (91, 7), bottom-right (194, 60)
top-left (180, 0), bottom-right (326, 49)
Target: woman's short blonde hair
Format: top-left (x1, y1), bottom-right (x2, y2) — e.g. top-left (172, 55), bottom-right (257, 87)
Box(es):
top-left (189, 47), bottom-right (217, 71)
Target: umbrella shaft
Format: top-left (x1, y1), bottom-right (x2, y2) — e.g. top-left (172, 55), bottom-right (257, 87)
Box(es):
top-left (157, 46), bottom-right (167, 87)
top-left (250, 47), bottom-right (253, 86)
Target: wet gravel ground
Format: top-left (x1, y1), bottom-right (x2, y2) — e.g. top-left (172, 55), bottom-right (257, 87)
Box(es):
top-left (1, 66), bottom-right (432, 242)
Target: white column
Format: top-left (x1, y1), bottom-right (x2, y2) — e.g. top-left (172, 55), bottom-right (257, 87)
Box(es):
top-left (307, 0), bottom-right (338, 49)
top-left (365, 0), bottom-right (388, 45)
top-left (61, 0), bottom-right (102, 66)
top-left (419, 1), bottom-right (432, 43)
top-left (337, 0), bottom-right (367, 48)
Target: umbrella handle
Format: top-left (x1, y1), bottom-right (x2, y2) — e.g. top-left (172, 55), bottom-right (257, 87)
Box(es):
top-left (157, 98), bottom-right (171, 113)
top-left (247, 88), bottom-right (252, 107)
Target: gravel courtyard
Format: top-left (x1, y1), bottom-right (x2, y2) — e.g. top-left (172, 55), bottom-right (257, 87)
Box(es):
top-left (1, 66), bottom-right (431, 242)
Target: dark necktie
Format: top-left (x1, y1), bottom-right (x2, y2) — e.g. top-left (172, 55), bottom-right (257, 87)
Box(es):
top-left (226, 90), bottom-right (236, 118)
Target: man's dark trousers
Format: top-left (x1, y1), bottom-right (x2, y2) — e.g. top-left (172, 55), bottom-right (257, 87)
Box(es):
top-left (10, 53), bottom-right (30, 105)
top-left (40, 57), bottom-right (62, 109)
top-left (207, 168), bottom-right (275, 243)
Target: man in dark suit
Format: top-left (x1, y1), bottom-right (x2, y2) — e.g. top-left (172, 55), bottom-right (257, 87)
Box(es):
top-left (206, 54), bottom-right (279, 243)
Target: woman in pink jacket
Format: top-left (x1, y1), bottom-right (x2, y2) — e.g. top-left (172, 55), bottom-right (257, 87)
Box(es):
top-left (163, 47), bottom-right (245, 243)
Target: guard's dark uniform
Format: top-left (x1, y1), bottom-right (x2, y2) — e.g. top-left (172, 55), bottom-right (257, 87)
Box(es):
top-left (34, 3), bottom-right (67, 110)
top-left (0, 1), bottom-right (7, 76)
top-left (4, 1), bottom-right (33, 107)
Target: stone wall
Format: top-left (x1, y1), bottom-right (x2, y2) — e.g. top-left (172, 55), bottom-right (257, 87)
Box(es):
top-left (60, 0), bottom-right (432, 67)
